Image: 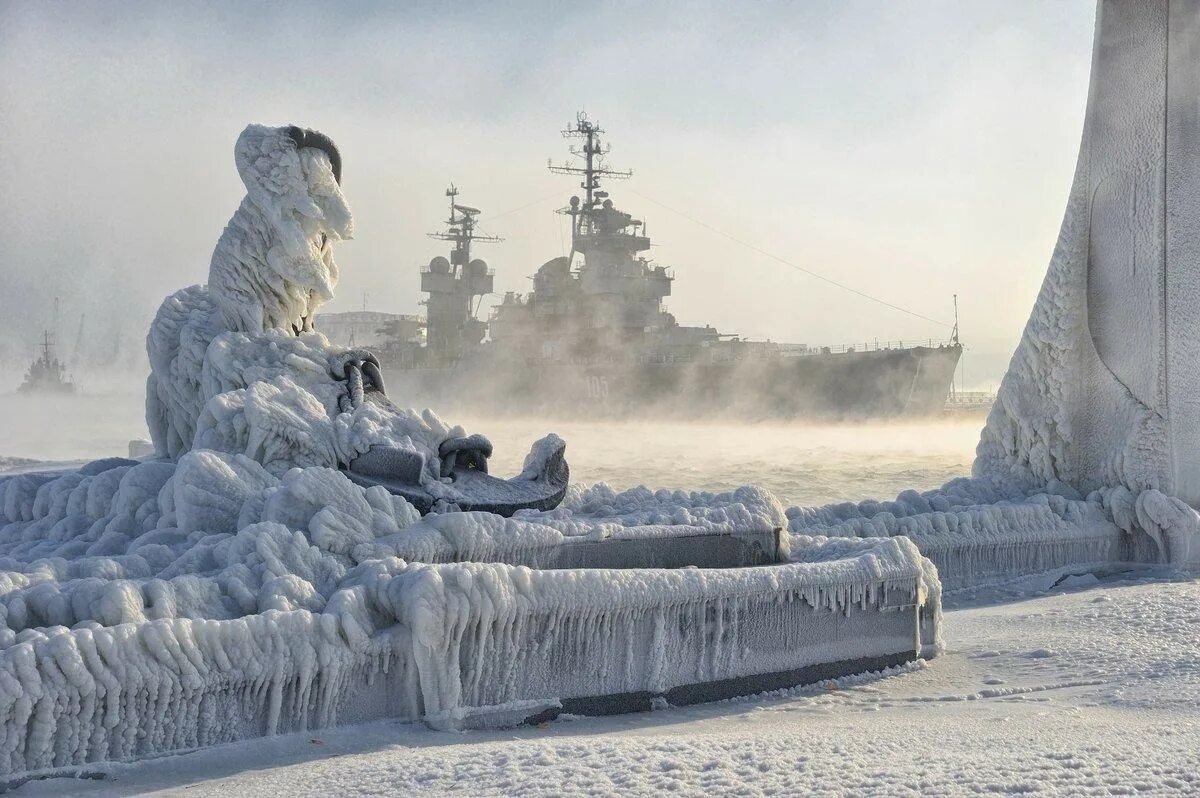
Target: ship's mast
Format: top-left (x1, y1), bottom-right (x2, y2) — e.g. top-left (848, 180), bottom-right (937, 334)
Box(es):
top-left (951, 294), bottom-right (960, 346)
top-left (420, 185), bottom-right (499, 360)
top-left (427, 184), bottom-right (502, 269)
top-left (548, 112), bottom-right (632, 242)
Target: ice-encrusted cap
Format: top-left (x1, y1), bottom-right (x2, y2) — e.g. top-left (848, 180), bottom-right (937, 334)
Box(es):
top-left (285, 125), bottom-right (342, 184)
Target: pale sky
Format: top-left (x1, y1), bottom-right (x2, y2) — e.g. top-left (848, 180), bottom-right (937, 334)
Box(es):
top-left (0, 0), bottom-right (1096, 385)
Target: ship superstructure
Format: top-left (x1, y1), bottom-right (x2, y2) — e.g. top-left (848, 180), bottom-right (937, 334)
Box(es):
top-left (352, 113), bottom-right (962, 419)
top-left (18, 331), bottom-right (75, 394)
top-left (490, 114), bottom-right (718, 364)
top-left (421, 185), bottom-right (497, 363)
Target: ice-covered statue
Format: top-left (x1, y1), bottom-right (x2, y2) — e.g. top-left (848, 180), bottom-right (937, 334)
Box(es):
top-left (0, 124), bottom-right (827, 775)
top-left (146, 124), bottom-right (567, 514)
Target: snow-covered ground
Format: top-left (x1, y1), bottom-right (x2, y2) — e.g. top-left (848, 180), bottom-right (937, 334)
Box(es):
top-left (16, 568), bottom-right (1196, 796)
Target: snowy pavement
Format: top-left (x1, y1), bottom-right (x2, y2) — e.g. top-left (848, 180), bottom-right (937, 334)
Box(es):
top-left (19, 569), bottom-right (1199, 796)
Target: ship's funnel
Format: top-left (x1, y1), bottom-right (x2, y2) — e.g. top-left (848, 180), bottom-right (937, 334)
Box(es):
top-left (977, 0), bottom-right (1200, 505)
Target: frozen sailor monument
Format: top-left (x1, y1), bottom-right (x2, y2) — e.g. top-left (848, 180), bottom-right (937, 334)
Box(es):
top-left (0, 0), bottom-right (1196, 777)
top-left (144, 124), bottom-right (569, 515)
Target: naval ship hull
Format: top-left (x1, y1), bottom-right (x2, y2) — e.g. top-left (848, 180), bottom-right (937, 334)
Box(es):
top-left (382, 343), bottom-right (961, 420)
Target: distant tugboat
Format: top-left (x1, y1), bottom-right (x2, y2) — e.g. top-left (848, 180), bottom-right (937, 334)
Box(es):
top-left (17, 332), bottom-right (75, 394)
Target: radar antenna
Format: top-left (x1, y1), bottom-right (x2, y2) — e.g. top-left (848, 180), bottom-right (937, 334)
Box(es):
top-left (548, 112), bottom-right (633, 241)
top-left (427, 183), bottom-right (503, 269)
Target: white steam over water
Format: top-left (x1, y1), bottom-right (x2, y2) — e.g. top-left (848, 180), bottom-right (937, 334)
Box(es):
top-left (0, 382), bottom-right (978, 505)
top-left (0, 386), bottom-right (149, 466)
top-left (465, 416), bottom-right (978, 505)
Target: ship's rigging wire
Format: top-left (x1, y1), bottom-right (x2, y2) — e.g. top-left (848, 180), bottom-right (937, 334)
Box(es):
top-left (627, 187), bottom-right (953, 329)
top-left (478, 190), bottom-right (564, 223)
top-left (459, 184), bottom-right (952, 329)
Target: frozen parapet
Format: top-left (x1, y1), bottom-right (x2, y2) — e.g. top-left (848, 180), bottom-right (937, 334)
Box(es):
top-left (0, 449), bottom-right (941, 772)
top-left (0, 526), bottom-right (940, 769)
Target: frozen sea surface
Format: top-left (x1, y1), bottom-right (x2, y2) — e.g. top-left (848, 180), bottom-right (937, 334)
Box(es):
top-left (462, 415), bottom-right (978, 506)
top-left (0, 387), bottom-right (148, 466)
top-left (0, 386), bottom-right (977, 506)
top-left (16, 572), bottom-right (1197, 796)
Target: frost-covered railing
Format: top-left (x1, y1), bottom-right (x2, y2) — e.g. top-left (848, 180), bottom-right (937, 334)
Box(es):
top-left (775, 338), bottom-right (960, 357)
top-left (787, 489), bottom-right (1172, 591)
top-left (0, 457), bottom-right (941, 775)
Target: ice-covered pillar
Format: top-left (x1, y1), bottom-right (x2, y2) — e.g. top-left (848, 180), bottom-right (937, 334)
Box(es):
top-left (976, 0), bottom-right (1200, 505)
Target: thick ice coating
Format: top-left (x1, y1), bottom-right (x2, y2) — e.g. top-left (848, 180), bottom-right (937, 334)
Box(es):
top-left (146, 123), bottom-right (409, 468)
top-left (143, 125), bottom-right (504, 513)
top-left (0, 454), bottom-right (942, 771)
top-left (785, 0), bottom-right (1200, 572)
top-left (15, 5), bottom-right (1200, 772)
top-left (976, 2), bottom-right (1200, 507)
top-left (144, 124), bottom-right (566, 516)
top-left (210, 124), bottom-right (352, 336)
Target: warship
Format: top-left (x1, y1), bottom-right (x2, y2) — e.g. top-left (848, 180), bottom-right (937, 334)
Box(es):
top-left (365, 114), bottom-right (962, 419)
top-left (17, 331), bottom-right (75, 395)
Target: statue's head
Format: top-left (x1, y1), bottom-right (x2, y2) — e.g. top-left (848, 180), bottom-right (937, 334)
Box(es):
top-left (282, 126), bottom-right (354, 244)
top-left (233, 124), bottom-right (354, 305)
